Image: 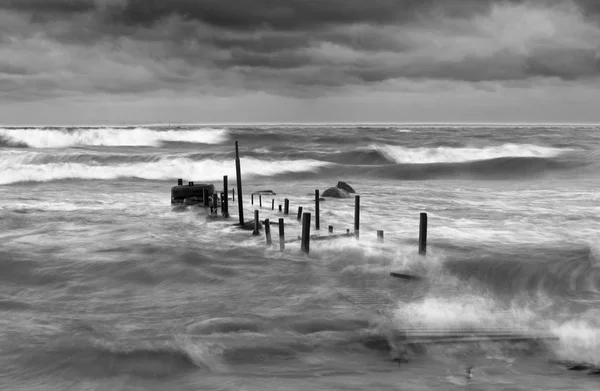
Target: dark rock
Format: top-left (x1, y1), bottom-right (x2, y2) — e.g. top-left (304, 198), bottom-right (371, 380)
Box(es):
top-left (322, 187), bottom-right (351, 198)
top-left (336, 181), bottom-right (355, 193)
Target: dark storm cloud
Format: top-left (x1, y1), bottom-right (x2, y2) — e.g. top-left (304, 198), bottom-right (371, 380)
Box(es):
top-left (1, 0), bottom-right (599, 101)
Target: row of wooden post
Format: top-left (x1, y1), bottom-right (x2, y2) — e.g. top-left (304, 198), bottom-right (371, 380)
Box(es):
top-left (179, 140), bottom-right (428, 255)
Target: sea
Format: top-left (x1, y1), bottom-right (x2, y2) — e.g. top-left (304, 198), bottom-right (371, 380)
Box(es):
top-left (1, 124), bottom-right (600, 390)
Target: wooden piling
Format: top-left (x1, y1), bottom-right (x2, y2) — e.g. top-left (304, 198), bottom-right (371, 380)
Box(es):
top-left (328, 225), bottom-right (333, 233)
top-left (259, 195), bottom-right (262, 208)
top-left (301, 212), bottom-right (311, 254)
top-left (419, 212), bottom-right (427, 255)
top-left (272, 199), bottom-right (275, 210)
top-left (203, 188), bottom-right (209, 206)
top-left (284, 199), bottom-right (290, 215)
top-left (279, 205), bottom-right (282, 212)
top-left (253, 210), bottom-right (259, 236)
top-left (265, 219), bottom-right (272, 245)
top-left (346, 229), bottom-right (350, 236)
top-left (235, 141), bottom-right (244, 225)
top-left (222, 176), bottom-right (229, 217)
top-left (297, 206), bottom-right (303, 220)
top-left (279, 218), bottom-right (285, 251)
top-left (178, 178), bottom-right (183, 186)
top-left (315, 189), bottom-right (320, 230)
top-left (232, 188), bottom-right (235, 202)
top-left (377, 230), bottom-right (384, 242)
top-left (354, 195), bottom-right (360, 239)
top-left (212, 194), bottom-right (218, 215)
top-left (251, 193), bottom-right (254, 205)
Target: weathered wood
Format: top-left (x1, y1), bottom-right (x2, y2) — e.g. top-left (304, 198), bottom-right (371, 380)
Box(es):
top-left (297, 206), bottom-right (303, 220)
top-left (212, 194), bottom-right (218, 215)
top-left (279, 205), bottom-right (282, 212)
top-left (279, 218), bottom-right (285, 251)
top-left (264, 219), bottom-right (272, 245)
top-left (232, 188), bottom-right (235, 201)
top-left (178, 178), bottom-right (183, 186)
top-left (419, 212), bottom-right (427, 255)
top-left (354, 195), bottom-right (360, 239)
top-left (377, 230), bottom-right (384, 242)
top-left (253, 210), bottom-right (259, 236)
top-left (222, 176), bottom-right (229, 217)
top-left (346, 229), bottom-right (350, 236)
top-left (390, 272), bottom-right (421, 280)
top-left (301, 212), bottom-right (311, 254)
top-left (203, 188), bottom-right (209, 207)
top-left (259, 195), bottom-right (262, 207)
top-left (251, 193), bottom-right (254, 205)
top-left (235, 141), bottom-right (244, 225)
top-left (272, 199), bottom-right (275, 210)
top-left (328, 225), bottom-right (333, 233)
top-left (315, 189), bottom-right (320, 230)
top-left (284, 198), bottom-right (290, 215)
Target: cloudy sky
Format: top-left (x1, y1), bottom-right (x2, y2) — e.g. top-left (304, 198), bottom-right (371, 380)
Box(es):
top-left (0, 0), bottom-right (599, 125)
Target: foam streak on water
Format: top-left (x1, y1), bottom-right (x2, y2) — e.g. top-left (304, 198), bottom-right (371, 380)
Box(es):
top-left (2, 124), bottom-right (600, 390)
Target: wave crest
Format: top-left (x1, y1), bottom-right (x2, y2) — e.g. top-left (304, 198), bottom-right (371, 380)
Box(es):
top-left (0, 127), bottom-right (228, 148)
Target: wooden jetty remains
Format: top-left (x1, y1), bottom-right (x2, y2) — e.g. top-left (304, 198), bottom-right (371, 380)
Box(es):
top-left (170, 141), bottom-right (561, 348)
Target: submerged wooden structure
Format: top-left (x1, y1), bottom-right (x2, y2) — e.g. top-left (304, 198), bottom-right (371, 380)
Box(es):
top-left (170, 140), bottom-right (561, 348)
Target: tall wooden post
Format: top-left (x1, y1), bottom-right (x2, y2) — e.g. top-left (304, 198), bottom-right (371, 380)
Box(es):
top-left (315, 189), bottom-right (320, 230)
top-left (251, 193), bottom-right (254, 205)
top-left (222, 176), bottom-right (229, 217)
top-left (354, 195), bottom-right (360, 239)
top-left (301, 212), bottom-right (311, 254)
top-left (279, 205), bottom-right (282, 212)
top-left (419, 213), bottom-right (428, 255)
top-left (259, 195), bottom-right (262, 208)
top-left (253, 210), bottom-right (260, 236)
top-left (232, 188), bottom-right (235, 202)
top-left (272, 199), bottom-right (275, 210)
top-left (284, 199), bottom-right (289, 215)
top-left (279, 218), bottom-right (285, 251)
top-left (235, 141), bottom-right (244, 225)
top-left (265, 219), bottom-right (272, 245)
top-left (297, 206), bottom-right (303, 221)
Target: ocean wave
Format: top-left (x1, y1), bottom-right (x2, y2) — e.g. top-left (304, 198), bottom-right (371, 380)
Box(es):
top-left (0, 127), bottom-right (228, 148)
top-left (0, 156), bottom-right (330, 185)
top-left (369, 143), bottom-right (572, 164)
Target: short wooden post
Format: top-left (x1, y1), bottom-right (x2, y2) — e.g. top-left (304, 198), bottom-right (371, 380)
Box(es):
top-left (272, 199), bottom-right (275, 210)
top-left (232, 188), bottom-right (235, 202)
top-left (177, 178), bottom-right (183, 186)
top-left (212, 194), bottom-right (218, 215)
top-left (203, 188), bottom-right (209, 206)
top-left (419, 212), bottom-right (427, 255)
top-left (284, 199), bottom-right (289, 215)
top-left (189, 181), bottom-right (194, 186)
top-left (222, 175), bottom-right (229, 217)
top-left (301, 212), bottom-right (311, 254)
top-left (328, 225), bottom-right (333, 233)
top-left (279, 205), bottom-right (282, 212)
top-left (259, 195), bottom-right (262, 208)
top-left (253, 210), bottom-right (260, 236)
top-left (297, 206), bottom-right (303, 220)
top-left (346, 229), bottom-right (350, 236)
top-left (251, 193), bottom-right (254, 205)
top-left (235, 141), bottom-right (244, 225)
top-left (279, 218), bottom-right (285, 251)
top-left (314, 189), bottom-right (320, 230)
top-left (377, 230), bottom-right (384, 242)
top-left (265, 219), bottom-right (272, 245)
top-left (354, 195), bottom-right (360, 239)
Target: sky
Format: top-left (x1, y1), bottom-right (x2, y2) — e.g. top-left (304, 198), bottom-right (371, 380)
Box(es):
top-left (0, 0), bottom-right (599, 125)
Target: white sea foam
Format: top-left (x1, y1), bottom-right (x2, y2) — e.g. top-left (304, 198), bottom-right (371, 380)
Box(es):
top-left (370, 143), bottom-right (572, 164)
top-left (0, 127), bottom-right (228, 148)
top-left (0, 156), bottom-right (329, 185)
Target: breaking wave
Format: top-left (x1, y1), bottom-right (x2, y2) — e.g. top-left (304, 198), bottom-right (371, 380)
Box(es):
top-left (0, 127), bottom-right (228, 148)
top-left (0, 156), bottom-right (330, 184)
top-left (369, 143), bottom-right (572, 164)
